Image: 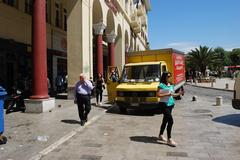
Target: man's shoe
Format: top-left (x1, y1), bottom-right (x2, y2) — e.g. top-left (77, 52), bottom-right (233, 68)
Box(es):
top-left (80, 120), bottom-right (85, 126)
top-left (99, 102), bottom-right (102, 106)
top-left (6, 110), bottom-right (11, 114)
top-left (167, 139), bottom-right (177, 147)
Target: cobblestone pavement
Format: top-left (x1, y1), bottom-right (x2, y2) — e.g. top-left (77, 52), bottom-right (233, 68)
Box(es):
top-left (19, 86), bottom-right (240, 160)
top-left (1, 84), bottom-right (239, 160)
top-left (0, 98), bottom-right (109, 160)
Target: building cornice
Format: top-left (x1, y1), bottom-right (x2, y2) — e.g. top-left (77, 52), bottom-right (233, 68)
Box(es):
top-left (114, 1), bottom-right (148, 49)
top-left (143, 0), bottom-right (151, 11)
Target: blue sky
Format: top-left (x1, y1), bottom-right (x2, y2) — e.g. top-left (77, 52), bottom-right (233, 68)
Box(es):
top-left (148, 0), bottom-right (240, 53)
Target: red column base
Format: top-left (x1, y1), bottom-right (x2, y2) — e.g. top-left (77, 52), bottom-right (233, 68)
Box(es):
top-left (30, 95), bottom-right (49, 99)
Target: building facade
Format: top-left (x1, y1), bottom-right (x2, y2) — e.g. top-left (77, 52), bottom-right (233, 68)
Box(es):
top-left (0, 0), bottom-right (150, 98)
top-left (0, 0), bottom-right (67, 92)
top-left (67, 0), bottom-right (151, 96)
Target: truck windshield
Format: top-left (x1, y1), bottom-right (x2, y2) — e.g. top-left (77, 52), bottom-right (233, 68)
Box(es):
top-left (121, 64), bottom-right (161, 82)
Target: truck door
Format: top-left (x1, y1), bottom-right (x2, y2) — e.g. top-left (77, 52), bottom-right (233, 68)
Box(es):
top-left (106, 66), bottom-right (120, 103)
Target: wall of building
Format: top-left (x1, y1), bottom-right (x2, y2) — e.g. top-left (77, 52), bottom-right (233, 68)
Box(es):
top-left (0, 0), bottom-right (67, 93)
top-left (67, 0), bottom-right (150, 90)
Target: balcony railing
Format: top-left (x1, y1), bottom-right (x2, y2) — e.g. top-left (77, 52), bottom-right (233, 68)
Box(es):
top-left (130, 12), bottom-right (140, 28)
top-left (141, 16), bottom-right (147, 27)
top-left (133, 26), bottom-right (141, 34)
top-left (137, 5), bottom-right (144, 17)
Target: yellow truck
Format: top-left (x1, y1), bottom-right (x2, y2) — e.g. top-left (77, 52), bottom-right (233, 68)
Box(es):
top-left (106, 48), bottom-right (186, 112)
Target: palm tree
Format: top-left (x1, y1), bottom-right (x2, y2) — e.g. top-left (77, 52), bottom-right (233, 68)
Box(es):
top-left (186, 45), bottom-right (220, 77)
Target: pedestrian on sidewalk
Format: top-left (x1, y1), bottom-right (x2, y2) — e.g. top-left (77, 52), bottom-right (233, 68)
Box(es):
top-left (95, 73), bottom-right (105, 106)
top-left (74, 73), bottom-right (94, 126)
top-left (157, 71), bottom-right (183, 147)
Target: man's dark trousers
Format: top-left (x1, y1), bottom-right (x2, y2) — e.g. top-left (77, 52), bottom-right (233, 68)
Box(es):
top-left (76, 93), bottom-right (91, 121)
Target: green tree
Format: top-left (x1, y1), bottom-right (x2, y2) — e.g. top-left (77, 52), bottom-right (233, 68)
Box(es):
top-left (214, 47), bottom-right (226, 64)
top-left (211, 47), bottom-right (230, 71)
top-left (229, 48), bottom-right (240, 66)
top-left (186, 45), bottom-right (219, 76)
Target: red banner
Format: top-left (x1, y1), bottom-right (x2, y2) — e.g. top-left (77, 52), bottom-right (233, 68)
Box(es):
top-left (173, 53), bottom-right (185, 84)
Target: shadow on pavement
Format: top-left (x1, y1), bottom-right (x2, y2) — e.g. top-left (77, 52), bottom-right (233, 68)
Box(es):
top-left (106, 106), bottom-right (162, 116)
top-left (212, 114), bottom-right (240, 127)
top-left (130, 136), bottom-right (165, 145)
top-left (61, 119), bottom-right (80, 124)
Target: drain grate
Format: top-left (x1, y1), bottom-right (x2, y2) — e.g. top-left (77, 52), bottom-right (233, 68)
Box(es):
top-left (193, 109), bottom-right (211, 113)
top-left (185, 114), bottom-right (213, 119)
top-left (84, 143), bottom-right (103, 148)
top-left (200, 131), bottom-right (221, 136)
top-left (80, 155), bottom-right (102, 160)
top-left (167, 152), bottom-right (188, 157)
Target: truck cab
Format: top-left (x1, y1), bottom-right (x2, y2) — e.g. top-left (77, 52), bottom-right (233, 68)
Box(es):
top-left (106, 48), bottom-right (185, 113)
top-left (106, 61), bottom-right (168, 112)
top-left (232, 71), bottom-right (240, 109)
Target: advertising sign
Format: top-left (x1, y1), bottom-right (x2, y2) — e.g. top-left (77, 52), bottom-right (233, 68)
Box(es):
top-left (173, 53), bottom-right (185, 84)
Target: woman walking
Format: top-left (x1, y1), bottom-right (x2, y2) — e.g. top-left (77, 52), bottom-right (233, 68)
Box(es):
top-left (157, 71), bottom-right (182, 147)
top-left (95, 73), bottom-right (105, 106)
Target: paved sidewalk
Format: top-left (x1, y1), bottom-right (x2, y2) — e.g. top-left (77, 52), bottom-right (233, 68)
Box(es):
top-left (186, 78), bottom-right (235, 91)
top-left (0, 80), bottom-right (236, 160)
top-left (0, 91), bottom-right (111, 160)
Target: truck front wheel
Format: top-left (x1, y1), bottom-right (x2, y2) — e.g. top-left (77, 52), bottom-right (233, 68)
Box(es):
top-left (118, 105), bottom-right (127, 113)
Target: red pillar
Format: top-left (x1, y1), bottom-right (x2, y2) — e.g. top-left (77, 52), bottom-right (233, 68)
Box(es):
top-left (107, 33), bottom-right (116, 67)
top-left (94, 23), bottom-right (106, 75)
top-left (96, 34), bottom-right (104, 75)
top-left (30, 0), bottom-right (49, 99)
top-left (108, 42), bottom-right (115, 66)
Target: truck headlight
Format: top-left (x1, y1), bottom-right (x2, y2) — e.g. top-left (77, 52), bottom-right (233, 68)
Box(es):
top-left (148, 92), bottom-right (156, 97)
top-left (117, 91), bottom-right (124, 97)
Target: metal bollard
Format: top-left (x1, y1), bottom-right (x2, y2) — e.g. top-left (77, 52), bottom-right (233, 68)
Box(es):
top-left (216, 96), bottom-right (223, 106)
top-left (190, 79), bottom-right (193, 84)
top-left (195, 79), bottom-right (197, 85)
top-left (211, 80), bottom-right (214, 87)
top-left (225, 83), bottom-right (229, 89)
top-left (192, 96), bottom-right (197, 101)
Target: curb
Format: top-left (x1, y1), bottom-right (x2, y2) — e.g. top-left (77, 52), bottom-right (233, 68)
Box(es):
top-left (186, 83), bottom-right (234, 92)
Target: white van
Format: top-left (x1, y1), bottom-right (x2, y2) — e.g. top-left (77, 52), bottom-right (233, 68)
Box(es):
top-left (232, 71), bottom-right (240, 109)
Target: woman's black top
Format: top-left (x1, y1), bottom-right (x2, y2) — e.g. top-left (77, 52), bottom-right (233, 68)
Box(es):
top-left (96, 78), bottom-right (104, 90)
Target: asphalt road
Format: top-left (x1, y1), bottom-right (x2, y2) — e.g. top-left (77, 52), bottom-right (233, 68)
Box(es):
top-left (186, 85), bottom-right (233, 104)
top-left (1, 85), bottom-right (239, 160)
top-left (39, 85), bottom-right (240, 160)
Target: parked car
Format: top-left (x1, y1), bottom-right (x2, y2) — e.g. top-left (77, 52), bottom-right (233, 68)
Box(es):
top-left (232, 71), bottom-right (240, 110)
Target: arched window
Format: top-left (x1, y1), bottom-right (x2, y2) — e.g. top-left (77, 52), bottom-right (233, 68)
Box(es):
top-left (55, 2), bottom-right (61, 28)
top-left (3, 0), bottom-right (17, 8)
top-left (25, 0), bottom-right (33, 14)
top-left (46, 0), bottom-right (51, 23)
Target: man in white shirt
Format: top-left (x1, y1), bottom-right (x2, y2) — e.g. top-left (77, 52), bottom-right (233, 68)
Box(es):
top-left (74, 73), bottom-right (94, 126)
